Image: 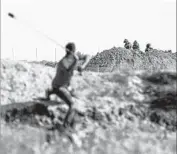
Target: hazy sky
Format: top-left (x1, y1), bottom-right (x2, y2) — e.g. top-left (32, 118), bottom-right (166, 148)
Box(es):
top-left (2, 0), bottom-right (176, 61)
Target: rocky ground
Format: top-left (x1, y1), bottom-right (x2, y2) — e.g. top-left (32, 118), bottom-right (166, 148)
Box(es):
top-left (0, 59), bottom-right (176, 154)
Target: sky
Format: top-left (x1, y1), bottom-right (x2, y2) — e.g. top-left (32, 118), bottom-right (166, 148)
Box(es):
top-left (1, 0), bottom-right (176, 61)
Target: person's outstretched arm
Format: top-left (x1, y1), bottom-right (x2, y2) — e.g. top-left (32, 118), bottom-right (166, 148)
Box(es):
top-left (77, 53), bottom-right (91, 71)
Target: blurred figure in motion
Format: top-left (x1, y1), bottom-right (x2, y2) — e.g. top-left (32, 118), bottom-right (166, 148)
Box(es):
top-left (45, 42), bottom-right (90, 128)
top-left (124, 39), bottom-right (132, 49)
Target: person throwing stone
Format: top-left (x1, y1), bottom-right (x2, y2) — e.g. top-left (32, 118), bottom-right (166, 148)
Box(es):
top-left (45, 42), bottom-right (90, 128)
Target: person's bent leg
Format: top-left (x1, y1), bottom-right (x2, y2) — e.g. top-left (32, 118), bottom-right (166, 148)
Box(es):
top-left (64, 107), bottom-right (76, 128)
top-left (57, 87), bottom-right (76, 128)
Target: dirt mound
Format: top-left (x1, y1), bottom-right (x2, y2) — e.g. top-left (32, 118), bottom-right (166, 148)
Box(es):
top-left (86, 47), bottom-right (176, 72)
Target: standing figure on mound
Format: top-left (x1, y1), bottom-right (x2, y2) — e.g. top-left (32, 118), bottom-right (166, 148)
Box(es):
top-left (132, 40), bottom-right (140, 50)
top-left (145, 43), bottom-right (153, 52)
top-left (45, 42), bottom-right (91, 128)
top-left (124, 39), bottom-right (132, 50)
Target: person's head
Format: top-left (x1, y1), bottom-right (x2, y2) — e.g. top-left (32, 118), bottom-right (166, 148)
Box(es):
top-left (134, 40), bottom-right (137, 44)
top-left (124, 39), bottom-right (128, 43)
top-left (65, 42), bottom-right (76, 54)
top-left (146, 43), bottom-right (151, 47)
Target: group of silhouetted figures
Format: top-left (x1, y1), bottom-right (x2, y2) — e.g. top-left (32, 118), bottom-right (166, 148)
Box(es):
top-left (123, 39), bottom-right (172, 53)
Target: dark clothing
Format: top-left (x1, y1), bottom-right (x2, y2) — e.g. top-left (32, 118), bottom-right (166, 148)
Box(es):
top-left (133, 43), bottom-right (140, 50)
top-left (47, 87), bottom-right (73, 107)
top-left (124, 42), bottom-right (132, 49)
top-left (52, 53), bottom-right (87, 88)
top-left (52, 54), bottom-right (77, 88)
top-left (145, 47), bottom-right (153, 52)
